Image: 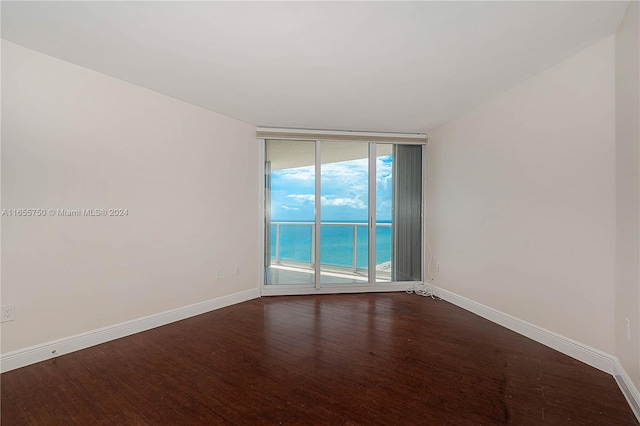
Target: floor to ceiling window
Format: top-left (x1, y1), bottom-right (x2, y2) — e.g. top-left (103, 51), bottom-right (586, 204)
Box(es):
top-left (320, 141), bottom-right (370, 285)
top-left (264, 140), bottom-right (316, 287)
top-left (263, 135), bottom-right (424, 294)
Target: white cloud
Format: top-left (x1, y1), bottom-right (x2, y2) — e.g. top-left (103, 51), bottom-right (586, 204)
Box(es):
top-left (286, 194), bottom-right (367, 210)
top-left (288, 194), bottom-right (315, 202)
top-left (278, 166), bottom-right (315, 181)
top-left (322, 160), bottom-right (368, 181)
top-left (376, 157), bottom-right (393, 187)
top-left (322, 196), bottom-right (367, 209)
top-left (281, 205), bottom-right (299, 211)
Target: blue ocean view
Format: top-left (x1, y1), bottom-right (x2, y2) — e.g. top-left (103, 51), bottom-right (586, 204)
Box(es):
top-left (270, 221), bottom-right (391, 269)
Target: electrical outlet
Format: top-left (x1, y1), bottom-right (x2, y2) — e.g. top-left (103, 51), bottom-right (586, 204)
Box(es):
top-left (217, 269), bottom-right (223, 280)
top-left (625, 318), bottom-right (631, 341)
top-left (1, 305), bottom-right (15, 323)
top-left (235, 266), bottom-right (241, 276)
top-left (436, 263), bottom-right (440, 273)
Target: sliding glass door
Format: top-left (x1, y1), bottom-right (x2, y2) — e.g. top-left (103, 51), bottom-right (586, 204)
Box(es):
top-left (320, 141), bottom-right (369, 284)
top-left (264, 139), bottom-right (423, 292)
top-left (264, 140), bottom-right (316, 286)
top-left (375, 144), bottom-right (393, 282)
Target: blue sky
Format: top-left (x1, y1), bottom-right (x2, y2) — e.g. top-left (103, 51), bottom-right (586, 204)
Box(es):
top-left (271, 155), bottom-right (393, 222)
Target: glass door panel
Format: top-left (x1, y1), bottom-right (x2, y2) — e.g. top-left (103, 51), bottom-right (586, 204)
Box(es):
top-left (265, 140), bottom-right (316, 285)
top-left (375, 144), bottom-right (393, 282)
top-left (320, 142), bottom-right (369, 284)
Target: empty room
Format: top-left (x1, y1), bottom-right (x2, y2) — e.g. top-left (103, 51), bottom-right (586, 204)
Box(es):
top-left (1, 1), bottom-right (639, 424)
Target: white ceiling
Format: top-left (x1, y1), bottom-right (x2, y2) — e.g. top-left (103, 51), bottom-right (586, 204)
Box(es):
top-left (1, 1), bottom-right (629, 133)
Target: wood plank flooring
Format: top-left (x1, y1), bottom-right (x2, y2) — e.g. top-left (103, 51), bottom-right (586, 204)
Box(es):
top-left (2, 293), bottom-right (638, 425)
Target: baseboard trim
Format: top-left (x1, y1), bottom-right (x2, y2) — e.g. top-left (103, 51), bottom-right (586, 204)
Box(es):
top-left (0, 287), bottom-right (260, 373)
top-left (431, 285), bottom-right (640, 422)
top-left (431, 285), bottom-right (617, 373)
top-left (614, 360), bottom-right (640, 421)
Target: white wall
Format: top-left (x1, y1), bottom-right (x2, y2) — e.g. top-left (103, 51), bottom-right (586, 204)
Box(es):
top-left (1, 41), bottom-right (260, 353)
top-left (615, 1), bottom-right (640, 391)
top-left (427, 37), bottom-right (616, 354)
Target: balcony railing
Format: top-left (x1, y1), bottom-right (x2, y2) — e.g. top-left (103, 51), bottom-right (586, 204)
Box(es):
top-left (269, 221), bottom-right (391, 273)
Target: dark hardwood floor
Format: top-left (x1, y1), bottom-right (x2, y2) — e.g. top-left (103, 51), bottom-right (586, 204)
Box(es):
top-left (1, 293), bottom-right (637, 425)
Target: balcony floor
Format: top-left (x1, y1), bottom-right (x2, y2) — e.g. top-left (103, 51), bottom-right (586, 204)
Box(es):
top-left (266, 263), bottom-right (391, 285)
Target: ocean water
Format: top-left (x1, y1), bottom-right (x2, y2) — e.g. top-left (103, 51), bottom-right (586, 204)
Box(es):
top-left (270, 222), bottom-right (391, 269)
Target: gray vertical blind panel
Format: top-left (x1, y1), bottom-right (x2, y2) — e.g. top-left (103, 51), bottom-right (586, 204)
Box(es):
top-left (392, 145), bottom-right (422, 281)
